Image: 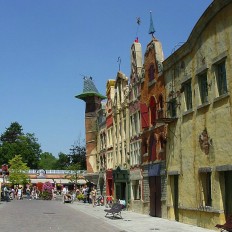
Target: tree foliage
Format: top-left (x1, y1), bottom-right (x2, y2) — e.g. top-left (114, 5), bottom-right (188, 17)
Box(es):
top-left (8, 155), bottom-right (30, 185)
top-left (68, 140), bottom-right (86, 170)
top-left (0, 122), bottom-right (42, 168)
top-left (38, 152), bottom-right (57, 170)
top-left (55, 152), bottom-right (70, 169)
top-left (55, 140), bottom-right (86, 171)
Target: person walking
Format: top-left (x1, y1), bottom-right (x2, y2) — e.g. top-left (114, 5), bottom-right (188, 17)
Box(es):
top-left (3, 185), bottom-right (10, 202)
top-left (17, 187), bottom-right (23, 200)
top-left (26, 186), bottom-right (31, 200)
top-left (90, 186), bottom-right (97, 207)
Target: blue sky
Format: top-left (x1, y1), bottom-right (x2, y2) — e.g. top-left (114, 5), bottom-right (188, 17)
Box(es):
top-left (0, 0), bottom-right (212, 157)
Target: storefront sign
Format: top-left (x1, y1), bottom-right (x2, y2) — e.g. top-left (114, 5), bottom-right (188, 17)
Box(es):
top-left (130, 169), bottom-right (142, 180)
top-left (148, 163), bottom-right (161, 177)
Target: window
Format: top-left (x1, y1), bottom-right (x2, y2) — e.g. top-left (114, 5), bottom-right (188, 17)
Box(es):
top-left (150, 96), bottom-right (156, 126)
top-left (132, 180), bottom-right (141, 200)
top-left (142, 139), bottom-right (147, 155)
top-left (140, 103), bottom-right (149, 128)
top-left (134, 113), bottom-right (138, 134)
top-left (149, 134), bottom-right (156, 161)
top-left (168, 98), bottom-right (177, 118)
top-left (183, 80), bottom-right (192, 110)
top-left (200, 172), bottom-right (212, 207)
top-left (216, 60), bottom-right (227, 96)
top-left (133, 86), bottom-right (138, 100)
top-left (149, 64), bottom-right (155, 82)
top-left (158, 95), bottom-right (164, 118)
top-left (198, 73), bottom-right (208, 104)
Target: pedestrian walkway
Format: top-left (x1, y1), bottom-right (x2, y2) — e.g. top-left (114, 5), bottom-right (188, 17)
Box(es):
top-left (69, 202), bottom-right (216, 232)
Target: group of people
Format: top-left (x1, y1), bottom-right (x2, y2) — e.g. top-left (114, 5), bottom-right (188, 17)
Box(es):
top-left (25, 185), bottom-right (40, 200)
top-left (63, 185), bottom-right (97, 206)
top-left (1, 185), bottom-right (41, 201)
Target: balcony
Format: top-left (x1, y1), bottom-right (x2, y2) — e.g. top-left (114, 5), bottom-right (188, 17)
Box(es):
top-left (155, 109), bottom-right (177, 124)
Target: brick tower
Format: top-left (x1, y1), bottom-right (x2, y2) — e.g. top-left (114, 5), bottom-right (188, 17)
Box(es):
top-left (75, 77), bottom-right (106, 173)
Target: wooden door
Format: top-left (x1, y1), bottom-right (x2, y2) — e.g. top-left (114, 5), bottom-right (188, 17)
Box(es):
top-left (149, 176), bottom-right (161, 217)
top-left (173, 175), bottom-right (179, 221)
top-left (225, 171), bottom-right (232, 217)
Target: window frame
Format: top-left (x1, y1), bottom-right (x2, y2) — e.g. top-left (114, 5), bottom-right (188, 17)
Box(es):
top-left (216, 60), bottom-right (227, 96)
top-left (200, 172), bottom-right (212, 207)
top-left (182, 80), bottom-right (192, 111)
top-left (198, 72), bottom-right (209, 104)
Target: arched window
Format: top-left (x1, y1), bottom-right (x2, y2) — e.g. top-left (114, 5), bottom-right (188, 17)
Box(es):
top-left (159, 137), bottom-right (165, 160)
top-left (150, 96), bottom-right (156, 126)
top-left (158, 94), bottom-right (164, 118)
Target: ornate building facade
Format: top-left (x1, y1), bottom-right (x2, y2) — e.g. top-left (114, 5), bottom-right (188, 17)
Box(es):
top-left (128, 39), bottom-right (143, 212)
top-left (140, 25), bottom-right (167, 217)
top-left (112, 71), bottom-right (130, 205)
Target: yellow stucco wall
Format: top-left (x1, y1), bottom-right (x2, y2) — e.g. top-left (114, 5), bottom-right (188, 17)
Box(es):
top-left (165, 1), bottom-right (232, 230)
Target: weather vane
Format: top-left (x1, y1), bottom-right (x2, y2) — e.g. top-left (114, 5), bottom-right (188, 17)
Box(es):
top-left (135, 17), bottom-right (141, 41)
top-left (149, 11), bottom-right (155, 37)
top-left (117, 57), bottom-right (121, 71)
top-left (80, 74), bottom-right (92, 80)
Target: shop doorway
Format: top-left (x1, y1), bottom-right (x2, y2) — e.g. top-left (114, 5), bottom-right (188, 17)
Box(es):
top-left (225, 171), bottom-right (232, 217)
top-left (115, 182), bottom-right (126, 201)
top-left (169, 175), bottom-right (179, 221)
top-left (149, 176), bottom-right (161, 217)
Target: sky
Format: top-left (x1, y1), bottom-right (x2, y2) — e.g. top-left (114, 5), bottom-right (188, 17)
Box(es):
top-left (0, 0), bottom-right (213, 157)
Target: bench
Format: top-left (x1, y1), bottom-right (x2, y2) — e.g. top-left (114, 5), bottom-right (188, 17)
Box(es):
top-left (104, 203), bottom-right (123, 219)
top-left (216, 215), bottom-right (232, 232)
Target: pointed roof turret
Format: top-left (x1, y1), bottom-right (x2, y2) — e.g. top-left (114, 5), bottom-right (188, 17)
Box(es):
top-left (75, 76), bottom-right (106, 100)
top-left (148, 11), bottom-right (155, 36)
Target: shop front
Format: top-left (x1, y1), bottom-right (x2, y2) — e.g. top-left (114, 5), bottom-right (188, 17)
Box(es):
top-left (113, 166), bottom-right (130, 207)
top-left (130, 168), bottom-right (143, 212)
top-left (148, 163), bottom-right (162, 217)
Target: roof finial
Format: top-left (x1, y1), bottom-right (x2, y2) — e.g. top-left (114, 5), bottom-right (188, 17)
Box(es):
top-left (148, 11), bottom-right (155, 37)
top-left (117, 57), bottom-right (121, 71)
top-left (135, 17), bottom-right (141, 42)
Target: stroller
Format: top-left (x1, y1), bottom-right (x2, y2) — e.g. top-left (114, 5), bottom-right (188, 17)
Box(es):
top-left (95, 195), bottom-right (104, 206)
top-left (63, 193), bottom-right (74, 204)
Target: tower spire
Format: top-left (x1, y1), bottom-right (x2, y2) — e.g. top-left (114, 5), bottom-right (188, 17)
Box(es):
top-left (148, 11), bottom-right (155, 37)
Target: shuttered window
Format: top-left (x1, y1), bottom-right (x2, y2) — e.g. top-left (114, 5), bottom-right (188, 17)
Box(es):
top-left (140, 103), bottom-right (149, 128)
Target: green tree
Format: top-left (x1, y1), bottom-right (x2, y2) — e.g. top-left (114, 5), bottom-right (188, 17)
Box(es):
top-left (64, 163), bottom-right (83, 185)
top-left (0, 122), bottom-right (42, 168)
top-left (38, 152), bottom-right (57, 170)
top-left (8, 155), bottom-right (30, 185)
top-left (69, 140), bottom-right (86, 170)
top-left (55, 152), bottom-right (70, 169)
top-left (0, 122), bottom-right (23, 143)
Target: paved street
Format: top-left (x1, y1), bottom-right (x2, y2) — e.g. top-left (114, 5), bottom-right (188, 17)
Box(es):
top-left (0, 199), bottom-right (218, 232)
top-left (0, 199), bottom-right (120, 232)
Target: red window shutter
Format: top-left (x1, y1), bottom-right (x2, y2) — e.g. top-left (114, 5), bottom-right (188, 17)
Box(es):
top-left (140, 103), bottom-right (149, 128)
top-left (106, 116), bottom-right (113, 128)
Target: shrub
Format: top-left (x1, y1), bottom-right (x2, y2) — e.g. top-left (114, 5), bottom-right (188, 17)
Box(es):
top-left (77, 193), bottom-right (84, 201)
top-left (36, 182), bottom-right (43, 192)
top-left (40, 191), bottom-right (52, 200)
top-left (41, 181), bottom-right (53, 200)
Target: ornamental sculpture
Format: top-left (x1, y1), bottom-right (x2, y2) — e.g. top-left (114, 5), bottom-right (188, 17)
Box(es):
top-left (199, 128), bottom-right (212, 155)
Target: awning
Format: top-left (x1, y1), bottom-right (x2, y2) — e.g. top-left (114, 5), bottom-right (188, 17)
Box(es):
top-left (76, 179), bottom-right (87, 185)
top-left (30, 178), bottom-right (87, 185)
top-left (148, 163), bottom-right (161, 177)
top-left (30, 178), bottom-right (70, 184)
